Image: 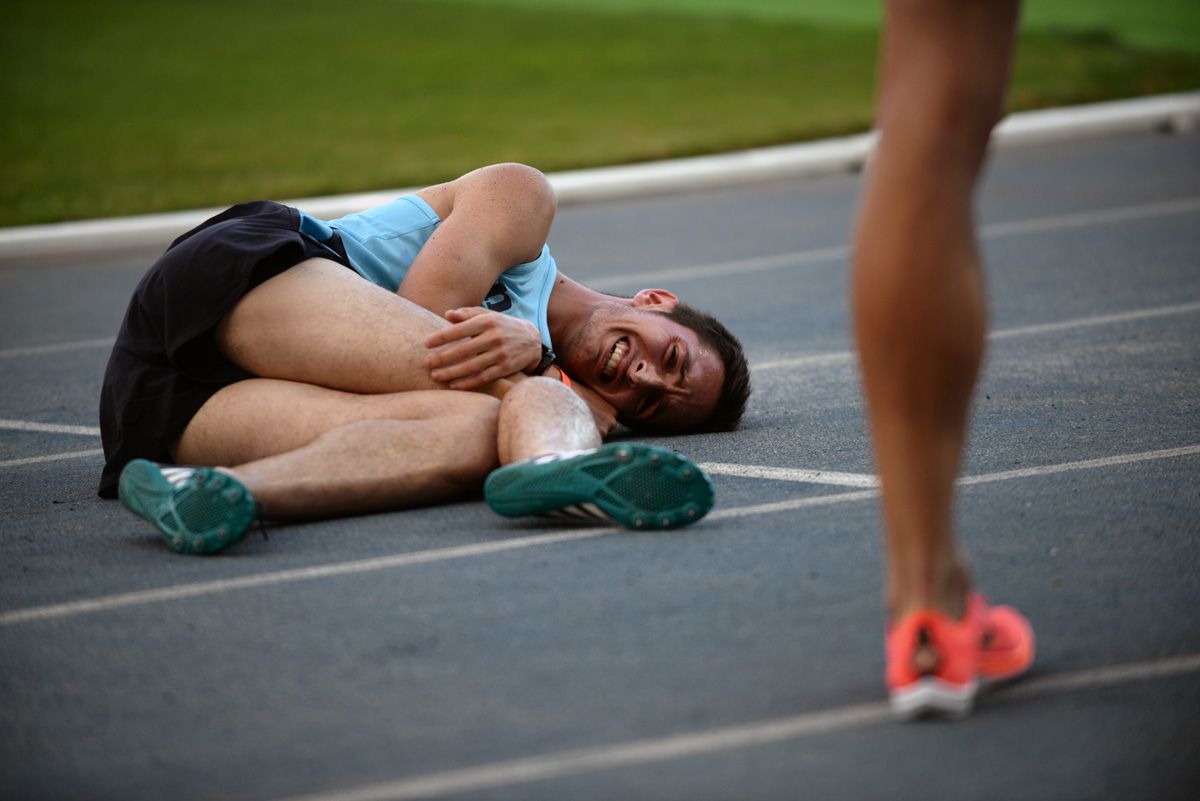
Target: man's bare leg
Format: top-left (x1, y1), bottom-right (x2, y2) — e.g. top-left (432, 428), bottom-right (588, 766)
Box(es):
top-left (163, 257), bottom-right (602, 521)
top-left (203, 256), bottom-right (605, 508)
top-left (227, 416), bottom-right (497, 519)
top-left (215, 258), bottom-right (470, 396)
top-left (176, 381), bottom-right (501, 519)
top-left (855, 0), bottom-right (1018, 623)
top-left (853, 0), bottom-right (1034, 716)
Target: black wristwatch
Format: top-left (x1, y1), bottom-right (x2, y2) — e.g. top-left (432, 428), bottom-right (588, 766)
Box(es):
top-left (529, 344), bottom-right (556, 375)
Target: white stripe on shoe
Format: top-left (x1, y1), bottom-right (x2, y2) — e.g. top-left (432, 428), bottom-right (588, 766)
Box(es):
top-left (159, 466), bottom-right (196, 487)
top-left (579, 503), bottom-right (610, 520)
top-left (548, 504), bottom-right (614, 522)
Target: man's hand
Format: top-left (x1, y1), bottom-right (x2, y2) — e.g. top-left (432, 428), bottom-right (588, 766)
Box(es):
top-left (424, 307), bottom-right (542, 390)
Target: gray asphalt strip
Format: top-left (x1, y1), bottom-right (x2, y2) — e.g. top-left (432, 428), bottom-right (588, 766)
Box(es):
top-left (3, 443), bottom-right (1196, 627)
top-left (266, 652), bottom-right (1200, 801)
top-left (593, 195), bottom-right (1200, 290)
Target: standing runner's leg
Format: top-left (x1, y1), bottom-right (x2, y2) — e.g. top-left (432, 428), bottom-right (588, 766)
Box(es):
top-left (852, 0), bottom-right (1033, 717)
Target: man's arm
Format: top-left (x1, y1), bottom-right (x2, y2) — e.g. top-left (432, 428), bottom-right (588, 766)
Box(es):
top-left (405, 163), bottom-right (557, 391)
top-left (403, 163), bottom-right (556, 315)
top-left (399, 163), bottom-right (617, 433)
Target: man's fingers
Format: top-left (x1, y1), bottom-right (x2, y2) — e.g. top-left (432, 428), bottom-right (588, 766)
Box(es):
top-left (430, 351), bottom-right (499, 384)
top-left (447, 364), bottom-right (509, 390)
top-left (423, 306), bottom-right (538, 383)
top-left (442, 306), bottom-right (488, 323)
top-left (427, 330), bottom-right (492, 369)
top-left (424, 313), bottom-right (490, 348)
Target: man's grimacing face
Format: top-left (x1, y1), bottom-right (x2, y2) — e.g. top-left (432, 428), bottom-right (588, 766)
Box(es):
top-left (557, 301), bottom-right (725, 432)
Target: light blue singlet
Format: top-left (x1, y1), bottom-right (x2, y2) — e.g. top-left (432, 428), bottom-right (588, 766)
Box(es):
top-left (298, 195), bottom-right (557, 346)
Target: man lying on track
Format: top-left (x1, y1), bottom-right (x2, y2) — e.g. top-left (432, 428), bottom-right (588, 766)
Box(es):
top-left (99, 163), bottom-right (750, 554)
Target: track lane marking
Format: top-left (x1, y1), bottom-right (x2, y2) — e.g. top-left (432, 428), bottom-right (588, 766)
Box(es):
top-left (981, 196), bottom-right (1200, 239)
top-left (988, 299), bottom-right (1200, 341)
top-left (0, 419), bottom-right (102, 437)
top-left (700, 463), bottom-right (879, 487)
top-left (956, 445), bottom-right (1200, 486)
top-left (752, 299), bottom-right (1200, 373)
top-left (0, 529), bottom-right (612, 626)
top-left (594, 196), bottom-right (1200, 290)
top-left (701, 444), bottom-right (1200, 489)
top-left (592, 246), bottom-right (843, 290)
top-left (3, 443), bottom-right (1197, 627)
top-left (0, 337), bottom-right (113, 359)
top-left (267, 653), bottom-right (1200, 801)
top-left (0, 448), bottom-right (104, 469)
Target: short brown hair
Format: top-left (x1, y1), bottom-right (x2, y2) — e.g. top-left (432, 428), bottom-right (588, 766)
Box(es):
top-left (665, 302), bottom-right (751, 432)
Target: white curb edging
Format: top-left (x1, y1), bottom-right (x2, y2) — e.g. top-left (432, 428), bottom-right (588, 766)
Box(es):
top-left (2, 92), bottom-right (1197, 260)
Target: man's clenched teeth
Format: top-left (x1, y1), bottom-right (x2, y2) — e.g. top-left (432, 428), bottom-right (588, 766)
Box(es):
top-left (602, 338), bottom-right (628, 381)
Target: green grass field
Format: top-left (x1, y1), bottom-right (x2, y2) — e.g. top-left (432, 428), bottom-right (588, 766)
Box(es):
top-left (2, 0), bottom-right (1197, 226)
top-left (459, 0), bottom-right (1200, 52)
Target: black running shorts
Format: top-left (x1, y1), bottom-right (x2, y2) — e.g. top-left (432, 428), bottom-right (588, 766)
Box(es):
top-left (97, 201), bottom-right (351, 498)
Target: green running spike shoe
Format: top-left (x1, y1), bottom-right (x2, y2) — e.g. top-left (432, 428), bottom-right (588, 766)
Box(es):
top-left (484, 443), bottom-right (714, 530)
top-left (118, 459), bottom-right (257, 555)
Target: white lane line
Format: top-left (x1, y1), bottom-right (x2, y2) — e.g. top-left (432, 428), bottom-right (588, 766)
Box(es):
top-left (956, 444), bottom-right (1200, 487)
top-left (595, 196), bottom-right (1200, 289)
top-left (702, 444), bottom-right (1200, 490)
top-left (996, 652), bottom-right (1200, 702)
top-left (269, 652), bottom-right (1200, 801)
top-left (0, 448), bottom-right (104, 469)
top-left (703, 445), bottom-right (1200, 507)
top-left (701, 463), bottom-right (879, 488)
top-left (981, 196), bottom-right (1200, 239)
top-left (988, 300), bottom-right (1200, 341)
top-left (591, 247), bottom-right (844, 291)
top-left (0, 529), bottom-right (612, 626)
top-left (706, 489), bottom-right (880, 522)
top-left (752, 351), bottom-right (853, 373)
top-left (752, 299), bottom-right (1200, 373)
top-left (3, 443), bottom-right (1196, 627)
top-left (0, 419), bottom-right (102, 437)
top-left (0, 337), bottom-right (113, 359)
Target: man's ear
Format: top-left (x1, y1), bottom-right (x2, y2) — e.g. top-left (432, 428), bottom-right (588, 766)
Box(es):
top-left (631, 288), bottom-right (679, 312)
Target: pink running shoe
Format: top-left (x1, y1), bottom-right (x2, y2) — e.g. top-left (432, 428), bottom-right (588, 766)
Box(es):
top-left (978, 600), bottom-right (1036, 682)
top-left (886, 594), bottom-right (985, 719)
top-left (886, 593), bottom-right (1034, 719)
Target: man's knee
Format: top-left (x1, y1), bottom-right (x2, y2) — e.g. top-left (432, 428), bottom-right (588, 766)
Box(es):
top-left (496, 377), bottom-right (600, 464)
top-left (497, 377), bottom-right (593, 440)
